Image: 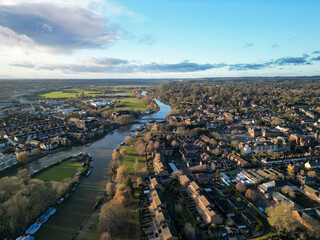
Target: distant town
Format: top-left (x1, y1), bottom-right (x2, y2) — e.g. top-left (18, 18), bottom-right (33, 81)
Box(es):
top-left (1, 77), bottom-right (320, 240)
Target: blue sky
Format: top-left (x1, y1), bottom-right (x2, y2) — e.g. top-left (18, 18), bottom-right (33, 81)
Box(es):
top-left (0, 0), bottom-right (319, 78)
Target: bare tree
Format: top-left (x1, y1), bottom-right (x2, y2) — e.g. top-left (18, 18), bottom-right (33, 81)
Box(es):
top-left (115, 166), bottom-right (129, 182)
top-left (266, 202), bottom-right (298, 233)
top-left (245, 189), bottom-right (257, 201)
top-left (183, 222), bottom-right (195, 239)
top-left (17, 151), bottom-right (29, 164)
top-left (236, 182), bottom-right (247, 193)
top-left (106, 182), bottom-right (116, 198)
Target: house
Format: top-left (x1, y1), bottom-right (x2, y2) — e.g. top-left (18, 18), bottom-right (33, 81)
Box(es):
top-left (178, 175), bottom-right (191, 188)
top-left (292, 207), bottom-right (320, 230)
top-left (150, 177), bottom-right (165, 192)
top-left (258, 180), bottom-right (289, 198)
top-left (148, 187), bottom-right (178, 240)
top-left (241, 211), bottom-right (257, 226)
top-left (303, 185), bottom-right (320, 201)
top-left (186, 181), bottom-right (223, 224)
top-left (272, 192), bottom-right (299, 209)
top-left (153, 153), bottom-right (168, 176)
top-left (248, 127), bottom-right (261, 138)
top-left (228, 198), bottom-right (243, 211)
top-left (305, 161), bottom-right (320, 170)
top-left (297, 175), bottom-right (315, 185)
top-left (0, 153), bottom-right (17, 171)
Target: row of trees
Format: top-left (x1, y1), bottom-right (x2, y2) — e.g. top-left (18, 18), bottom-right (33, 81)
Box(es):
top-left (99, 164), bottom-right (141, 239)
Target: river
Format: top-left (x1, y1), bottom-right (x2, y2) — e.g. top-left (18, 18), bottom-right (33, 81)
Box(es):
top-left (29, 95), bottom-right (172, 239)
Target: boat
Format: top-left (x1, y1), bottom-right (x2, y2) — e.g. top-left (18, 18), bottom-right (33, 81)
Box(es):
top-left (16, 235), bottom-right (31, 240)
top-left (86, 170), bottom-right (91, 177)
top-left (57, 197), bottom-right (64, 204)
top-left (47, 207), bottom-right (56, 215)
top-left (90, 162), bottom-right (94, 167)
top-left (25, 223), bottom-right (38, 234)
top-left (65, 193), bottom-right (70, 198)
top-left (29, 223), bottom-right (41, 234)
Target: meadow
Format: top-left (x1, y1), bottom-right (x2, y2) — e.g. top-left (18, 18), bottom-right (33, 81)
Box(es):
top-left (120, 145), bottom-right (146, 174)
top-left (38, 89), bottom-right (102, 99)
top-left (34, 160), bottom-right (83, 181)
top-left (114, 97), bottom-right (149, 112)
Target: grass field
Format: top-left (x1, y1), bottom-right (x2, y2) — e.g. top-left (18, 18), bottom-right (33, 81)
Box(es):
top-left (34, 160), bottom-right (83, 181)
top-left (120, 145), bottom-right (146, 174)
top-left (39, 89), bottom-right (102, 99)
top-left (114, 97), bottom-right (149, 112)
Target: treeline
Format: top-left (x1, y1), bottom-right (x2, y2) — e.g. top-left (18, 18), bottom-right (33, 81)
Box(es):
top-left (147, 79), bottom-right (320, 111)
top-left (0, 170), bottom-right (68, 238)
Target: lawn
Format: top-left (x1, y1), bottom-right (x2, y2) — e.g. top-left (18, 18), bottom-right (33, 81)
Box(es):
top-left (120, 145), bottom-right (146, 174)
top-left (39, 89), bottom-right (102, 99)
top-left (34, 160), bottom-right (83, 181)
top-left (114, 97), bottom-right (149, 112)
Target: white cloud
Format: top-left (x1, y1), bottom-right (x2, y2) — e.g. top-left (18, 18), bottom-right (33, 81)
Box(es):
top-left (0, 26), bottom-right (35, 48)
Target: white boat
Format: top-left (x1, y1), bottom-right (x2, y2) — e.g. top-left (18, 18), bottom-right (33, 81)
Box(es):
top-left (57, 197), bottom-right (64, 204)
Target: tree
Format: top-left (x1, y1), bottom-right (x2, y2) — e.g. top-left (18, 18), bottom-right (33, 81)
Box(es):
top-left (210, 162), bottom-right (216, 172)
top-left (136, 177), bottom-right (143, 186)
top-left (115, 115), bottom-right (133, 126)
top-left (300, 169), bottom-right (306, 176)
top-left (215, 169), bottom-right (220, 181)
top-left (134, 158), bottom-right (139, 175)
top-left (135, 143), bottom-right (146, 156)
top-left (17, 151), bottom-right (29, 164)
top-left (245, 189), bottom-right (257, 201)
top-left (307, 170), bottom-right (317, 178)
top-left (236, 182), bottom-right (247, 193)
top-left (231, 140), bottom-right (240, 150)
top-left (98, 202), bottom-right (128, 237)
top-left (124, 135), bottom-right (133, 145)
top-left (171, 140), bottom-right (179, 148)
top-left (212, 148), bottom-right (221, 156)
top-left (122, 178), bottom-right (134, 193)
top-left (106, 182), bottom-right (116, 198)
top-left (281, 185), bottom-right (296, 198)
top-left (113, 184), bottom-right (132, 205)
top-left (266, 202), bottom-right (298, 233)
top-left (100, 232), bottom-right (112, 240)
top-left (183, 222), bottom-right (195, 239)
top-left (120, 148), bottom-right (127, 156)
top-left (31, 148), bottom-right (41, 156)
top-left (115, 166), bottom-right (129, 182)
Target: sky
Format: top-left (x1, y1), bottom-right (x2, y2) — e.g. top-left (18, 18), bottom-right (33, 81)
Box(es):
top-left (0, 0), bottom-right (320, 79)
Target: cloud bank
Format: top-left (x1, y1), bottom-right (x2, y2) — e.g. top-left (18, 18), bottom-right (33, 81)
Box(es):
top-left (11, 51), bottom-right (319, 74)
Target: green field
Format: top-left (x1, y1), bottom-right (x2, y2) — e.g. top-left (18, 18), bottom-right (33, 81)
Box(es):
top-left (39, 89), bottom-right (102, 99)
top-left (34, 160), bottom-right (83, 181)
top-left (114, 97), bottom-right (149, 112)
top-left (120, 145), bottom-right (146, 174)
